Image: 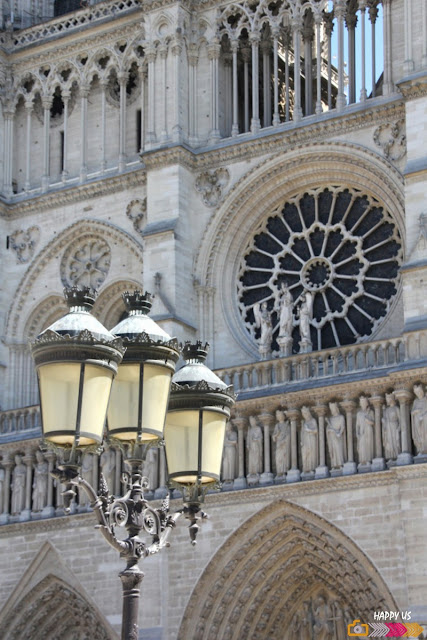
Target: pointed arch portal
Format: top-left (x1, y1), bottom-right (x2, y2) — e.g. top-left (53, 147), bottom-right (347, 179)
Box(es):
top-left (178, 500), bottom-right (397, 640)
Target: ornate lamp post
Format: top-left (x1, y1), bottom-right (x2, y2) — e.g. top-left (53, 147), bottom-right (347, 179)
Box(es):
top-left (31, 286), bottom-right (235, 640)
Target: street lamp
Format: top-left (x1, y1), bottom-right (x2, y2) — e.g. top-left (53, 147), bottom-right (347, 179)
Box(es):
top-left (30, 286), bottom-right (235, 640)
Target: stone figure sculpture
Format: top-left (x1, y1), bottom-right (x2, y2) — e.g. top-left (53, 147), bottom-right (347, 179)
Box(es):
top-left (79, 452), bottom-right (94, 507)
top-left (272, 410), bottom-right (291, 476)
top-left (313, 596), bottom-right (333, 640)
top-left (297, 292), bottom-right (313, 352)
top-left (32, 450), bottom-right (48, 512)
top-left (382, 392), bottom-right (401, 460)
top-left (222, 422), bottom-right (238, 481)
top-left (253, 301), bottom-right (273, 358)
top-left (11, 455), bottom-right (26, 515)
top-left (277, 283), bottom-right (294, 338)
top-left (411, 384), bottom-right (427, 454)
top-left (247, 415), bottom-right (263, 475)
top-left (356, 395), bottom-right (375, 465)
top-left (100, 447), bottom-right (116, 495)
top-left (301, 406), bottom-right (318, 473)
top-left (326, 402), bottom-right (345, 468)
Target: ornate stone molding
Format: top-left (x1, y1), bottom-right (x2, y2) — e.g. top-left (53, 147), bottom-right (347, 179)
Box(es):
top-left (9, 226), bottom-right (40, 263)
top-left (195, 168), bottom-right (230, 207)
top-left (373, 119), bottom-right (406, 161)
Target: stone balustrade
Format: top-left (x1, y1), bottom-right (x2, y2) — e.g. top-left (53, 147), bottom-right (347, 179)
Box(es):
top-left (0, 405), bottom-right (41, 438)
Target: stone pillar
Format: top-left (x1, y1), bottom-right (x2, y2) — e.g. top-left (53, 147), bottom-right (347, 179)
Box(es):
top-left (250, 32), bottom-right (261, 133)
top-left (188, 47), bottom-right (198, 146)
top-left (233, 416), bottom-right (247, 489)
top-left (335, 0), bottom-right (346, 111)
top-left (403, 0), bottom-right (414, 73)
top-left (22, 450), bottom-right (34, 521)
top-left (223, 51), bottom-right (232, 137)
top-left (292, 17), bottom-right (303, 121)
top-left (315, 405), bottom-right (329, 479)
top-left (272, 28), bottom-right (280, 126)
top-left (341, 400), bottom-right (357, 475)
top-left (395, 389), bottom-right (413, 466)
top-left (24, 99), bottom-right (33, 191)
top-left (0, 454), bottom-right (13, 524)
top-left (286, 409), bottom-right (301, 483)
top-left (79, 85), bottom-right (89, 183)
top-left (43, 450), bottom-right (56, 518)
top-left (302, 25), bottom-right (313, 116)
top-left (61, 91), bottom-right (70, 182)
top-left (325, 13), bottom-right (333, 110)
top-left (371, 395), bottom-right (386, 471)
top-left (382, 0), bottom-right (393, 95)
top-left (100, 80), bottom-right (107, 172)
top-left (159, 44), bottom-right (169, 144)
top-left (368, 3), bottom-right (378, 97)
top-left (242, 46), bottom-right (251, 132)
top-left (261, 36), bottom-right (271, 128)
top-left (358, 0), bottom-right (367, 101)
top-left (314, 13), bottom-right (322, 115)
top-left (172, 35), bottom-right (183, 143)
top-left (41, 97), bottom-right (52, 192)
top-left (138, 64), bottom-right (146, 153)
top-left (208, 40), bottom-right (221, 142)
top-left (2, 107), bottom-right (14, 197)
top-left (231, 38), bottom-right (239, 136)
top-left (146, 44), bottom-right (157, 145)
top-left (259, 412), bottom-right (274, 485)
top-left (345, 7), bottom-right (357, 104)
top-left (118, 72), bottom-right (128, 171)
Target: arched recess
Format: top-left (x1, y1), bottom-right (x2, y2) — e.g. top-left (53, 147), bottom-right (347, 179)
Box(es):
top-left (193, 142), bottom-right (405, 359)
top-left (178, 500), bottom-right (398, 640)
top-left (0, 541), bottom-right (117, 640)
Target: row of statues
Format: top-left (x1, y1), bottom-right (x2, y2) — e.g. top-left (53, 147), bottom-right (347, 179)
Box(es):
top-left (253, 283), bottom-right (314, 358)
top-left (288, 593), bottom-right (354, 640)
top-left (222, 385), bottom-right (427, 481)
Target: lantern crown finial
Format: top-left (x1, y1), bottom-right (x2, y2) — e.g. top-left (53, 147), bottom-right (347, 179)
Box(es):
top-left (182, 341), bottom-right (209, 364)
top-left (64, 286), bottom-right (96, 311)
top-left (123, 290), bottom-right (153, 315)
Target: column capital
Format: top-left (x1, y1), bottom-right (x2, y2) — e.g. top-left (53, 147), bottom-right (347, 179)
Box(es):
top-left (394, 388), bottom-right (413, 404)
top-left (24, 99), bottom-right (34, 111)
top-left (230, 38), bottom-right (239, 54)
top-left (370, 395), bottom-right (384, 408)
top-left (79, 85), bottom-right (90, 98)
top-left (158, 43), bottom-right (168, 59)
top-left (249, 31), bottom-right (261, 45)
top-left (171, 38), bottom-right (182, 57)
top-left (340, 399), bottom-right (356, 412)
top-left (207, 41), bottom-right (221, 60)
top-left (232, 416), bottom-right (247, 431)
top-left (286, 408), bottom-right (300, 421)
top-left (118, 71), bottom-right (129, 84)
top-left (358, 0), bottom-right (367, 11)
top-left (258, 412), bottom-right (274, 428)
top-left (22, 451), bottom-right (35, 466)
top-left (41, 96), bottom-right (52, 110)
top-left (145, 44), bottom-right (157, 63)
top-left (1, 453), bottom-right (13, 466)
top-left (313, 404), bottom-right (328, 417)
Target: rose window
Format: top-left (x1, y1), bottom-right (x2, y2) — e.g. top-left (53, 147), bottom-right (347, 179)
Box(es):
top-left (61, 238), bottom-right (111, 289)
top-left (237, 187), bottom-right (402, 352)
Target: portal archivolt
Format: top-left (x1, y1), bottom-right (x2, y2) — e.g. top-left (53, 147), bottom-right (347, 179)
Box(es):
top-left (178, 500), bottom-right (397, 640)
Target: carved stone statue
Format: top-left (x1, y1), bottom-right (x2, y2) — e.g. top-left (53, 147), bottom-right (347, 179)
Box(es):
top-left (326, 402), bottom-right (345, 469)
top-left (300, 600), bottom-right (312, 640)
top-left (11, 455), bottom-right (26, 515)
top-left (143, 447), bottom-right (158, 490)
top-left (100, 447), bottom-right (116, 495)
top-left (411, 384), bottom-right (427, 455)
top-left (32, 450), bottom-right (48, 512)
top-left (356, 395), bottom-right (375, 465)
top-left (247, 415), bottom-right (263, 475)
top-left (301, 406), bottom-right (318, 473)
top-left (313, 596), bottom-right (333, 640)
top-left (253, 302), bottom-right (273, 358)
top-left (79, 452), bottom-right (94, 507)
top-left (382, 392), bottom-right (401, 460)
top-left (222, 422), bottom-right (238, 481)
top-left (272, 410), bottom-right (291, 476)
top-left (277, 283), bottom-right (294, 338)
top-left (297, 292), bottom-right (313, 352)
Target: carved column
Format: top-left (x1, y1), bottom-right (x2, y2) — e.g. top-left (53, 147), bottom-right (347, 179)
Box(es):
top-left (24, 99), bottom-right (33, 191)
top-left (0, 454), bottom-right (13, 524)
top-left (79, 85), bottom-right (89, 183)
top-left (2, 106), bottom-right (15, 197)
top-left (223, 51), bottom-right (232, 137)
top-left (358, 0), bottom-right (367, 101)
top-left (188, 47), bottom-right (198, 146)
top-left (403, 0), bottom-right (414, 73)
top-left (261, 36), bottom-right (271, 128)
top-left (382, 0), bottom-right (393, 95)
top-left (286, 409), bottom-right (301, 483)
top-left (208, 40), bottom-right (221, 142)
top-left (62, 91), bottom-right (70, 181)
top-left (292, 16), bottom-right (303, 121)
top-left (159, 44), bottom-right (168, 144)
top-left (341, 400), bottom-right (357, 475)
top-left (172, 35), bottom-right (183, 143)
top-left (315, 405), bottom-right (329, 479)
top-left (250, 31), bottom-right (261, 133)
top-left (369, 3), bottom-right (378, 97)
top-left (118, 72), bottom-right (128, 171)
top-left (233, 416), bottom-right (247, 489)
top-left (335, 0), bottom-right (346, 111)
top-left (138, 65), bottom-right (146, 153)
top-left (22, 450), bottom-right (34, 521)
top-left (145, 44), bottom-right (157, 145)
top-left (302, 24), bottom-right (313, 116)
top-left (371, 395), bottom-right (386, 471)
top-left (242, 46), bottom-right (251, 132)
top-left (314, 13), bottom-right (322, 115)
top-left (325, 13), bottom-right (333, 110)
top-left (41, 97), bottom-right (52, 192)
top-left (259, 412), bottom-right (274, 485)
top-left (231, 38), bottom-right (239, 136)
top-left (346, 7), bottom-right (357, 104)
top-left (272, 27), bottom-right (280, 126)
top-left (395, 389), bottom-right (413, 466)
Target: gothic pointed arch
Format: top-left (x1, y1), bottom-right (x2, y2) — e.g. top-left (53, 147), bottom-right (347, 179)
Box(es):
top-left (193, 142), bottom-right (405, 358)
top-left (5, 219), bottom-right (143, 343)
top-left (178, 500), bottom-right (398, 640)
top-left (0, 541), bottom-right (117, 640)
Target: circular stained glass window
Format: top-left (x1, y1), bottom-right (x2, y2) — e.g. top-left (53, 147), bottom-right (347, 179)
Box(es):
top-left (237, 187), bottom-right (402, 353)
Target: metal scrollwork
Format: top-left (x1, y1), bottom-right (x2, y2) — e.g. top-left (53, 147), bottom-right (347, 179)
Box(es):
top-left (110, 499), bottom-right (129, 527)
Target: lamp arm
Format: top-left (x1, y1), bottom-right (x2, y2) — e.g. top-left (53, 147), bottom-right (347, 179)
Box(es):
top-left (146, 510), bottom-right (183, 555)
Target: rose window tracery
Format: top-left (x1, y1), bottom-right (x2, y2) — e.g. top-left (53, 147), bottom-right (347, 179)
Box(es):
top-left (61, 238), bottom-right (111, 289)
top-left (237, 187), bottom-right (402, 353)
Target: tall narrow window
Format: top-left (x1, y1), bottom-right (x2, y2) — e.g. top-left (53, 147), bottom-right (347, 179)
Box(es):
top-left (136, 109), bottom-right (142, 153)
top-left (60, 131), bottom-right (65, 173)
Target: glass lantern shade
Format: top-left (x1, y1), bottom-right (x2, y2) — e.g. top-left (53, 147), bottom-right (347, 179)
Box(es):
top-left (38, 361), bottom-right (114, 445)
top-left (164, 406), bottom-right (228, 484)
top-left (107, 362), bottom-right (173, 442)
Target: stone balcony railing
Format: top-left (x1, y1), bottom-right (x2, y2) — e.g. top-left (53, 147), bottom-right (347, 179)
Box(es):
top-left (216, 331), bottom-right (426, 400)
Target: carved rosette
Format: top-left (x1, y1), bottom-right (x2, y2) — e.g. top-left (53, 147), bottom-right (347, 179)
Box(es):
top-left (61, 238), bottom-right (111, 289)
top-left (238, 186), bottom-right (402, 352)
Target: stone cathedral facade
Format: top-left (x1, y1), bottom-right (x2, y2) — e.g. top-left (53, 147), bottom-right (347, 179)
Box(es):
top-left (1, 0), bottom-right (427, 638)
